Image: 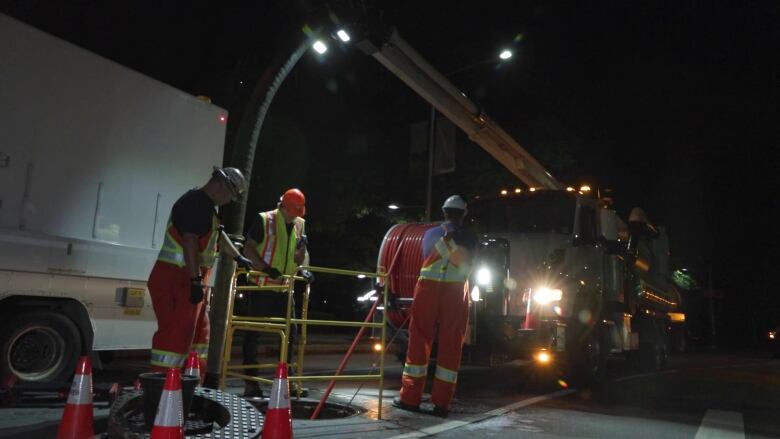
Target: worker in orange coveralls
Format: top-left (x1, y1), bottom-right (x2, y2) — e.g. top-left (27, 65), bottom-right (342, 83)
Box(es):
top-left (148, 167), bottom-right (254, 372)
top-left (393, 195), bottom-right (477, 417)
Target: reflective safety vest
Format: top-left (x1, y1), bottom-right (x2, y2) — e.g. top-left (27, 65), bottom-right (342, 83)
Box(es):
top-left (418, 225), bottom-right (471, 283)
top-left (157, 215), bottom-right (219, 269)
top-left (254, 209), bottom-right (305, 285)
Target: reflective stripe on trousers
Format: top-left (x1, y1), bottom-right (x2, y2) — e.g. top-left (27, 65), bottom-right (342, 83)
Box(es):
top-left (192, 343), bottom-right (209, 360)
top-left (150, 349), bottom-right (187, 368)
top-left (434, 364), bottom-right (458, 384)
top-left (403, 362), bottom-right (428, 378)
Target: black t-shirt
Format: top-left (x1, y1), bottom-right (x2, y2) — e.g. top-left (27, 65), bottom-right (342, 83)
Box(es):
top-left (171, 189), bottom-right (217, 237)
top-left (247, 213), bottom-right (294, 244)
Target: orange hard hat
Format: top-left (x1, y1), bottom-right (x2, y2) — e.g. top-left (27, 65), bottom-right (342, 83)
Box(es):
top-left (281, 188), bottom-right (306, 217)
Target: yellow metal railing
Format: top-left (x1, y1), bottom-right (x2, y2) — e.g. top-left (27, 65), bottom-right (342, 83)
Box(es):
top-left (219, 265), bottom-right (389, 419)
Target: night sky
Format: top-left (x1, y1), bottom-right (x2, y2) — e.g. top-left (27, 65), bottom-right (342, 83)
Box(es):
top-left (2, 1), bottom-right (777, 343)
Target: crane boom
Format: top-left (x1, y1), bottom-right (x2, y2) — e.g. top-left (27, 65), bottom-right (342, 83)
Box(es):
top-left (358, 29), bottom-right (563, 190)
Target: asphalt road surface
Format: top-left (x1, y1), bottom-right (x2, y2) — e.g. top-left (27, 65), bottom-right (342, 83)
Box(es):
top-left (2, 344), bottom-right (779, 438)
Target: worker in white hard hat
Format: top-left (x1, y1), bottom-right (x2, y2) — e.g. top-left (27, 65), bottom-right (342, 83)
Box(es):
top-left (147, 166), bottom-right (254, 373)
top-left (394, 195), bottom-right (477, 417)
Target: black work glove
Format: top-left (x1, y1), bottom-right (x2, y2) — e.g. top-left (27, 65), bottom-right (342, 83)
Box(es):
top-left (264, 266), bottom-right (282, 279)
top-left (189, 278), bottom-right (204, 304)
top-left (301, 270), bottom-right (315, 283)
top-left (451, 228), bottom-right (477, 250)
top-left (234, 255), bottom-right (254, 271)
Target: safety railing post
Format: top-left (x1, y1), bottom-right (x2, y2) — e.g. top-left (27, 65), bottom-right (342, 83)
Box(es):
top-left (378, 282), bottom-right (388, 420)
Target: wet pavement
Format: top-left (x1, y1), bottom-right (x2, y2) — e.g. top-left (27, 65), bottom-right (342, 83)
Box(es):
top-left (2, 345), bottom-right (780, 438)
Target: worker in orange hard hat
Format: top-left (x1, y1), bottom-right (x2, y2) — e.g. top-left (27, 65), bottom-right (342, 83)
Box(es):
top-left (240, 188), bottom-right (312, 397)
top-left (148, 167), bottom-right (254, 372)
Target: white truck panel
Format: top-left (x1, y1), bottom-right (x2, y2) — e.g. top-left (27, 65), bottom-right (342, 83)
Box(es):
top-left (0, 14), bottom-right (227, 359)
top-left (0, 14), bottom-right (225, 251)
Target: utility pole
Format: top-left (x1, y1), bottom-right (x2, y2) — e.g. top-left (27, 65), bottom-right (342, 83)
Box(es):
top-left (708, 261), bottom-right (717, 350)
top-left (203, 36), bottom-right (311, 388)
top-left (424, 106), bottom-right (436, 222)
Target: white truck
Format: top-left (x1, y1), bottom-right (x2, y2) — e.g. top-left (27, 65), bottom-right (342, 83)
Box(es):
top-left (0, 14), bottom-right (227, 382)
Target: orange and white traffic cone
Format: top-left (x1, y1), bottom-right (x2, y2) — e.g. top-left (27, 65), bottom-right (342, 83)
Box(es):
top-left (150, 368), bottom-right (184, 439)
top-left (183, 351), bottom-right (201, 384)
top-left (56, 356), bottom-right (94, 439)
top-left (262, 362), bottom-right (293, 439)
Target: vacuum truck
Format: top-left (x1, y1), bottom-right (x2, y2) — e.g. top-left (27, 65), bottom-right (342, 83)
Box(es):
top-left (361, 29), bottom-right (684, 381)
top-left (377, 191), bottom-right (683, 381)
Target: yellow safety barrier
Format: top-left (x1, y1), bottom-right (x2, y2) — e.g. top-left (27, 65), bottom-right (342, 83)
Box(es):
top-left (219, 265), bottom-right (389, 419)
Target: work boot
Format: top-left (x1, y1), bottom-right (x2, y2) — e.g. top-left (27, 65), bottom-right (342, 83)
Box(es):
top-left (419, 401), bottom-right (449, 418)
top-left (392, 396), bottom-right (419, 412)
top-left (243, 381), bottom-right (263, 398)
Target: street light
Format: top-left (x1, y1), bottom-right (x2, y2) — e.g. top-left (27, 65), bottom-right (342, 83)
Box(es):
top-left (387, 204), bottom-right (400, 210)
top-left (209, 25), bottom-right (354, 386)
top-left (336, 29), bottom-right (351, 42)
top-left (312, 40), bottom-right (328, 54)
top-left (425, 47), bottom-right (516, 220)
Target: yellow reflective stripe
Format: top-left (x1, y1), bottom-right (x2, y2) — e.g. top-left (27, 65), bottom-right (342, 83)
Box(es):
top-left (256, 210), bottom-right (303, 278)
top-left (199, 216), bottom-right (219, 267)
top-left (403, 362), bottom-right (428, 378)
top-left (434, 365), bottom-right (458, 384)
top-left (157, 216), bottom-right (219, 268)
top-left (192, 343), bottom-right (209, 359)
top-left (150, 349), bottom-right (187, 368)
top-left (420, 235), bottom-right (469, 282)
top-left (158, 226), bottom-right (186, 267)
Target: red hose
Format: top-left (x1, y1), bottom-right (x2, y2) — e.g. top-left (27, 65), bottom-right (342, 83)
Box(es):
top-left (377, 223), bottom-right (438, 329)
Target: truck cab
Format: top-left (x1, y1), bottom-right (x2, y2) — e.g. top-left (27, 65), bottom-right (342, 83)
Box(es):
top-left (467, 190), bottom-right (681, 379)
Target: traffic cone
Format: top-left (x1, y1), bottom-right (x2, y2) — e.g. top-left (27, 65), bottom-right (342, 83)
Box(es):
top-left (262, 362), bottom-right (293, 439)
top-left (150, 368), bottom-right (184, 439)
top-left (183, 351), bottom-right (201, 384)
top-left (56, 356), bottom-right (94, 439)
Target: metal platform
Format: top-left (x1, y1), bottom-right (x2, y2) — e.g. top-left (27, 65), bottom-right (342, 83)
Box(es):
top-left (107, 387), bottom-right (263, 438)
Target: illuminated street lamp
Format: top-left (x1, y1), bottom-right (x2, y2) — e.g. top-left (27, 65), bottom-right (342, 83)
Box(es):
top-left (499, 49), bottom-right (513, 60)
top-left (312, 40), bottom-right (328, 54)
top-left (336, 29), bottom-right (351, 42)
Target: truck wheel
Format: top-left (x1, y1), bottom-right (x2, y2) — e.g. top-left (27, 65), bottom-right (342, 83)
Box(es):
top-left (569, 329), bottom-right (608, 385)
top-left (0, 311), bottom-right (82, 382)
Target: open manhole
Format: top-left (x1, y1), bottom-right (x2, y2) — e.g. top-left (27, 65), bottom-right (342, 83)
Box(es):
top-left (247, 398), bottom-right (362, 420)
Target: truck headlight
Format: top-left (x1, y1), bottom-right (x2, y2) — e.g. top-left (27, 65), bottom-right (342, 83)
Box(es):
top-left (533, 287), bottom-right (562, 304)
top-left (476, 267), bottom-right (491, 286)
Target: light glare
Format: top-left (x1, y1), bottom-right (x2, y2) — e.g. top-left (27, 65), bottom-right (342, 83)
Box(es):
top-left (499, 50), bottom-right (513, 60)
top-left (476, 267), bottom-right (491, 285)
top-left (313, 40), bottom-right (328, 54)
top-left (387, 204), bottom-right (400, 210)
top-left (533, 287), bottom-right (563, 304)
top-left (470, 285), bottom-right (481, 302)
top-left (337, 29), bottom-right (351, 42)
top-left (535, 350), bottom-right (551, 364)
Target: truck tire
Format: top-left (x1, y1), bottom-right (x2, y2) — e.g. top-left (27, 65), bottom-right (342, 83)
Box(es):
top-left (568, 328), bottom-right (608, 385)
top-left (0, 311), bottom-right (82, 382)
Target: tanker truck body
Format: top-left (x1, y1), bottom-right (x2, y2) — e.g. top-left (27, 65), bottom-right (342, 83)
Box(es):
top-left (0, 14), bottom-right (227, 382)
top-left (378, 190), bottom-right (682, 380)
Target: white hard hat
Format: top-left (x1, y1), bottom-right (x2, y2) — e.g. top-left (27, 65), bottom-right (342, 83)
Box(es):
top-left (442, 195), bottom-right (467, 211)
top-left (213, 166), bottom-right (247, 200)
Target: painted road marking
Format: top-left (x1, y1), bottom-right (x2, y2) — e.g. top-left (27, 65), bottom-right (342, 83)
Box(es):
top-left (694, 410), bottom-right (744, 439)
top-left (387, 389), bottom-right (574, 438)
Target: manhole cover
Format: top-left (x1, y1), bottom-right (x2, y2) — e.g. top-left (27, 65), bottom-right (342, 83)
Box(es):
top-left (247, 398), bottom-right (362, 419)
